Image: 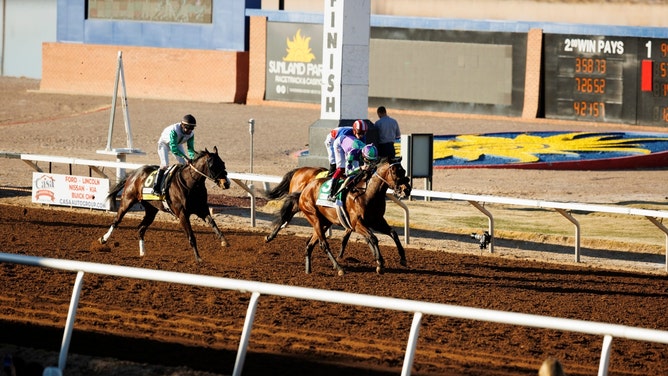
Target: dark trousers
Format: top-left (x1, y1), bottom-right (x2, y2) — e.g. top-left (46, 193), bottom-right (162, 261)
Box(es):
top-left (378, 142), bottom-right (396, 159)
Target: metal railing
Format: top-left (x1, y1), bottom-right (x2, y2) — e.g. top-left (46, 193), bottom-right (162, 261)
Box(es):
top-left (17, 153), bottom-right (411, 241)
top-left (14, 153), bottom-right (668, 271)
top-left (2, 252), bottom-right (667, 376)
top-left (410, 189), bottom-right (668, 271)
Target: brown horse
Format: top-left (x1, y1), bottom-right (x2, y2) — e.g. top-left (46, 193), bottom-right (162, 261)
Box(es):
top-left (263, 166), bottom-right (326, 242)
top-left (289, 160), bottom-right (411, 275)
top-left (269, 158), bottom-right (412, 268)
top-left (98, 147), bottom-right (231, 262)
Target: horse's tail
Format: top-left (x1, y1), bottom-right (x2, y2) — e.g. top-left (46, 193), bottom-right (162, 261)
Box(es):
top-left (266, 191), bottom-right (302, 243)
top-left (265, 168), bottom-right (298, 200)
top-left (272, 191), bottom-right (301, 226)
top-left (107, 176), bottom-right (128, 200)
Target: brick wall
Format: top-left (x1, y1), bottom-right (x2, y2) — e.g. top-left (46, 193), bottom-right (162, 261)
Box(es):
top-left (247, 16), bottom-right (267, 105)
top-left (522, 28), bottom-right (542, 119)
top-left (40, 43), bottom-right (248, 103)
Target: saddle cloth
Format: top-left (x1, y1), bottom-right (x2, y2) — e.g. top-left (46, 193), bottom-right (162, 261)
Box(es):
top-left (315, 178), bottom-right (353, 229)
top-left (142, 165), bottom-right (178, 200)
top-left (316, 178), bottom-right (341, 207)
top-left (315, 174), bottom-right (360, 207)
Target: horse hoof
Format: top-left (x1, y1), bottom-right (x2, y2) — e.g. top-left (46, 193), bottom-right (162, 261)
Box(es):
top-left (337, 269), bottom-right (345, 276)
top-left (98, 237), bottom-right (106, 244)
top-left (220, 240), bottom-right (229, 247)
top-left (400, 259), bottom-right (407, 267)
top-left (376, 266), bottom-right (384, 274)
top-left (265, 235), bottom-right (273, 243)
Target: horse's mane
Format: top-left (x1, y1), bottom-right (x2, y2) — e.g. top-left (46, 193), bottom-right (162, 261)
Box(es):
top-left (193, 150), bottom-right (208, 160)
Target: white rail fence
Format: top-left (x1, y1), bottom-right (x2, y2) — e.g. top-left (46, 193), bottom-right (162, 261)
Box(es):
top-left (12, 153), bottom-right (668, 272)
top-left (410, 189), bottom-right (668, 270)
top-left (2, 252), bottom-right (668, 376)
top-left (15, 153), bottom-right (411, 240)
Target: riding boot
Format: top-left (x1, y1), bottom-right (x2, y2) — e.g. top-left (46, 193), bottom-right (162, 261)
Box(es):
top-left (327, 163), bottom-right (336, 177)
top-left (153, 169), bottom-right (166, 195)
top-left (327, 178), bottom-right (341, 201)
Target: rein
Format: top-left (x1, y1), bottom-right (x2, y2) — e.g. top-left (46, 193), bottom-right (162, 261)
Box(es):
top-left (372, 163), bottom-right (401, 190)
top-left (174, 161), bottom-right (218, 195)
top-left (188, 163), bottom-right (218, 183)
top-left (372, 171), bottom-right (393, 189)
top-left (188, 156), bottom-right (228, 183)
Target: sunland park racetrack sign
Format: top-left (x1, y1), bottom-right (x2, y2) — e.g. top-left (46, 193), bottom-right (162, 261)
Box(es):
top-left (32, 172), bottom-right (110, 210)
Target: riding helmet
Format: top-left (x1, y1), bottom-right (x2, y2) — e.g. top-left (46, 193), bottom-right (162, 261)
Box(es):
top-left (362, 144), bottom-right (379, 162)
top-left (182, 114), bottom-right (197, 127)
top-left (352, 119), bottom-right (367, 133)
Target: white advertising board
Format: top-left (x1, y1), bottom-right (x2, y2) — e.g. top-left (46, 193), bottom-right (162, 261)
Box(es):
top-left (31, 172), bottom-right (110, 210)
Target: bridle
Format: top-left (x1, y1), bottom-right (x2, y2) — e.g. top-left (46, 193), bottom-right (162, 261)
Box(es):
top-left (186, 155), bottom-right (228, 184)
top-left (372, 162), bottom-right (404, 192)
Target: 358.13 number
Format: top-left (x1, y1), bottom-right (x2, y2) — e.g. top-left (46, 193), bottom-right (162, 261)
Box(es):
top-left (573, 101), bottom-right (604, 117)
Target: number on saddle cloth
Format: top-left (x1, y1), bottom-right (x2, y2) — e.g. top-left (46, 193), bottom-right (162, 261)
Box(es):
top-left (144, 165), bottom-right (178, 196)
top-left (318, 175), bottom-right (358, 200)
top-left (317, 177), bottom-right (345, 203)
top-left (319, 178), bottom-right (340, 197)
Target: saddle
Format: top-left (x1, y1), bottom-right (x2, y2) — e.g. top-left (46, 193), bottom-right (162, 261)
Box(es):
top-left (315, 170), bottom-right (329, 179)
top-left (142, 165), bottom-right (178, 200)
top-left (315, 175), bottom-right (359, 207)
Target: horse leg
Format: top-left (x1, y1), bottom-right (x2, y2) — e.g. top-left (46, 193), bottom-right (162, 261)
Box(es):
top-left (203, 213), bottom-right (229, 247)
top-left (317, 224), bottom-right (344, 275)
top-left (356, 226), bottom-right (384, 274)
top-left (321, 240), bottom-right (344, 275)
top-left (137, 205), bottom-right (158, 257)
top-left (337, 228), bottom-right (353, 259)
top-left (99, 196), bottom-right (135, 245)
top-left (192, 204), bottom-right (229, 248)
top-left (373, 219), bottom-right (408, 267)
top-left (388, 228), bottom-right (407, 267)
top-left (304, 228), bottom-right (344, 275)
top-left (304, 235), bottom-right (318, 274)
top-left (265, 223), bottom-right (282, 243)
top-left (366, 232), bottom-right (385, 274)
top-left (178, 214), bottom-right (202, 263)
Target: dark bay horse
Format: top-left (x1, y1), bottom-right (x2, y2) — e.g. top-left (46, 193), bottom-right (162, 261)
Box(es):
top-left (263, 166), bottom-right (326, 242)
top-left (98, 147), bottom-right (231, 262)
top-left (336, 159), bottom-right (412, 266)
top-left (288, 160), bottom-right (411, 275)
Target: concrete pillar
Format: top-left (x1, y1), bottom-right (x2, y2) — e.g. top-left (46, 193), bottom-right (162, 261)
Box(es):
top-left (298, 0), bottom-right (371, 167)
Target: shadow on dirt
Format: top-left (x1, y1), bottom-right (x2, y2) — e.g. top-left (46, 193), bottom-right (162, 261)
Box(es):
top-left (0, 321), bottom-right (395, 376)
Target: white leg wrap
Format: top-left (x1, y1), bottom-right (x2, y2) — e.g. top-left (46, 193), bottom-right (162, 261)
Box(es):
top-left (101, 226), bottom-right (114, 243)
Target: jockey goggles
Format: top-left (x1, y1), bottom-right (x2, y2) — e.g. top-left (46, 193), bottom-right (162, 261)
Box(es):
top-left (182, 121), bottom-right (196, 131)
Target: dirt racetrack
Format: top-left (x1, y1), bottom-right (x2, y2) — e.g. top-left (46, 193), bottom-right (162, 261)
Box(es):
top-left (1, 200), bottom-right (668, 376)
top-left (1, 75), bottom-right (668, 375)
